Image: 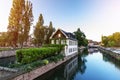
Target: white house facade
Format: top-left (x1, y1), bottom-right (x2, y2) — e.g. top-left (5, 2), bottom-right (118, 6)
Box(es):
top-left (50, 29), bottom-right (78, 56)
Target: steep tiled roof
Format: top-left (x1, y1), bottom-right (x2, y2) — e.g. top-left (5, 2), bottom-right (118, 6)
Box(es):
top-left (50, 29), bottom-right (77, 41)
top-left (61, 29), bottom-right (77, 40)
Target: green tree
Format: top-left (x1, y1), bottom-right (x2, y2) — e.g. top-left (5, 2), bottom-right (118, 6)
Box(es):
top-left (74, 28), bottom-right (88, 47)
top-left (0, 32), bottom-right (8, 47)
top-left (44, 21), bottom-right (55, 44)
top-left (18, 0), bottom-right (33, 48)
top-left (33, 14), bottom-right (44, 47)
top-left (8, 0), bottom-right (25, 47)
top-left (101, 32), bottom-right (120, 47)
top-left (107, 41), bottom-right (115, 47)
top-left (101, 36), bottom-right (108, 47)
top-left (112, 32), bottom-right (120, 46)
top-left (8, 0), bottom-right (33, 48)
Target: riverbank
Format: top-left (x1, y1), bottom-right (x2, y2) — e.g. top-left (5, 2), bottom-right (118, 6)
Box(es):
top-left (0, 50), bottom-right (16, 58)
top-left (99, 47), bottom-right (120, 61)
top-left (3, 53), bottom-right (78, 80)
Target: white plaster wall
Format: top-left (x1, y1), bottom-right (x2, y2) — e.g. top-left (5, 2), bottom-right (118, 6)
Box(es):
top-left (65, 40), bottom-right (78, 56)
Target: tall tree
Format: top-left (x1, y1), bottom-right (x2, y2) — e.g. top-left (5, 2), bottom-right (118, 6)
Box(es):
top-left (8, 0), bottom-right (33, 48)
top-left (0, 32), bottom-right (9, 47)
top-left (8, 0), bottom-right (25, 47)
top-left (45, 21), bottom-right (55, 44)
top-left (74, 28), bottom-right (88, 47)
top-left (18, 0), bottom-right (33, 47)
top-left (33, 14), bottom-right (44, 46)
top-left (24, 1), bottom-right (33, 43)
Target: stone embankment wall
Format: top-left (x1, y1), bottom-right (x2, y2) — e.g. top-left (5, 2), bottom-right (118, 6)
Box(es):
top-left (0, 50), bottom-right (16, 58)
top-left (0, 66), bottom-right (18, 72)
top-left (7, 53), bottom-right (78, 80)
top-left (99, 47), bottom-right (120, 61)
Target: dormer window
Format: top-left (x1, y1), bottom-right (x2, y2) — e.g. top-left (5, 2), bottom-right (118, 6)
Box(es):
top-left (58, 33), bottom-right (61, 38)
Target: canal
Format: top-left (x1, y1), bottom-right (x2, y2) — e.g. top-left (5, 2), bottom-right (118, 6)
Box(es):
top-left (0, 56), bottom-right (16, 67)
top-left (0, 56), bottom-right (16, 79)
top-left (35, 49), bottom-right (120, 80)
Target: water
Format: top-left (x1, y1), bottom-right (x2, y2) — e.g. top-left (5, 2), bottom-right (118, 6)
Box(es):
top-left (0, 56), bottom-right (16, 67)
top-left (35, 49), bottom-right (120, 80)
top-left (0, 56), bottom-right (16, 79)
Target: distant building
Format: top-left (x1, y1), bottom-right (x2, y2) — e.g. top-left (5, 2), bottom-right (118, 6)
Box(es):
top-left (50, 29), bottom-right (78, 56)
top-left (88, 39), bottom-right (100, 48)
top-left (88, 40), bottom-right (100, 46)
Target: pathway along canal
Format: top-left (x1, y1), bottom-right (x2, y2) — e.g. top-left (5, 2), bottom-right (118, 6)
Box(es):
top-left (35, 49), bottom-right (120, 80)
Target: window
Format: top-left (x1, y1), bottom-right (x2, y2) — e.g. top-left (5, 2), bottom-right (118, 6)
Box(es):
top-left (69, 40), bottom-right (77, 45)
top-left (61, 40), bottom-right (66, 44)
top-left (69, 41), bottom-right (71, 45)
top-left (61, 40), bottom-right (63, 44)
top-left (56, 40), bottom-right (59, 44)
top-left (69, 49), bottom-right (71, 53)
top-left (51, 40), bottom-right (54, 44)
top-left (69, 48), bottom-right (73, 53)
top-left (69, 40), bottom-right (72, 45)
top-left (58, 33), bottom-right (61, 38)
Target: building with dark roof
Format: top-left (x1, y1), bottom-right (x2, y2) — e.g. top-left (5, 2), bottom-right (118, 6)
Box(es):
top-left (50, 29), bottom-right (78, 56)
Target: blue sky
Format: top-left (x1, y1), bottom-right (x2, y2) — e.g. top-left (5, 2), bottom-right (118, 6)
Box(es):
top-left (1, 0), bottom-right (120, 41)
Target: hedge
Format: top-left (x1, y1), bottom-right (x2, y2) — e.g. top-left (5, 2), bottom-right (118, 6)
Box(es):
top-left (43, 44), bottom-right (66, 47)
top-left (16, 45), bottom-right (65, 64)
top-left (9, 54), bottom-right (64, 72)
top-left (43, 44), bottom-right (65, 52)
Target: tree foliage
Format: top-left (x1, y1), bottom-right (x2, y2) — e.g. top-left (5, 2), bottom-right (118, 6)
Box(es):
top-left (7, 0), bottom-right (33, 48)
top-left (45, 21), bottom-right (55, 44)
top-left (0, 32), bottom-right (9, 47)
top-left (101, 32), bottom-right (120, 47)
top-left (74, 28), bottom-right (88, 47)
top-left (33, 14), bottom-right (55, 47)
top-left (33, 14), bottom-right (44, 46)
top-left (19, 0), bottom-right (33, 47)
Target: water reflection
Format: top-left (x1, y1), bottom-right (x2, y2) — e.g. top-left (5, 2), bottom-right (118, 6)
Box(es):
top-left (64, 51), bottom-right (88, 80)
top-left (35, 51), bottom-right (87, 80)
top-left (78, 56), bottom-right (87, 74)
top-left (35, 49), bottom-right (120, 80)
top-left (102, 52), bottom-right (120, 69)
top-left (88, 48), bottom-right (99, 54)
top-left (0, 56), bottom-right (16, 67)
top-left (64, 57), bottom-right (78, 80)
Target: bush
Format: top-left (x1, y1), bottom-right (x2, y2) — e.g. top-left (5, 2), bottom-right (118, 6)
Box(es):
top-left (43, 44), bottom-right (65, 52)
top-left (16, 46), bottom-right (64, 64)
top-left (9, 54), bottom-right (64, 72)
top-left (43, 44), bottom-right (65, 47)
top-left (43, 59), bottom-right (49, 65)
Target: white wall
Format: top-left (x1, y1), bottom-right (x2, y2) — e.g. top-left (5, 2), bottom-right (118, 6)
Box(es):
top-left (65, 39), bottom-right (78, 56)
